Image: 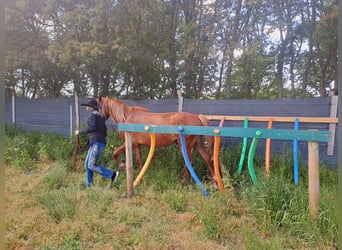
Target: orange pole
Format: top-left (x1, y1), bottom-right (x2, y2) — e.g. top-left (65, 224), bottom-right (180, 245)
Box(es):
top-left (265, 118), bottom-right (273, 179)
top-left (214, 118), bottom-right (225, 192)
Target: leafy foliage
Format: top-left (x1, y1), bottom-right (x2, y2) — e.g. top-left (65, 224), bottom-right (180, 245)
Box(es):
top-left (5, 0), bottom-right (338, 99)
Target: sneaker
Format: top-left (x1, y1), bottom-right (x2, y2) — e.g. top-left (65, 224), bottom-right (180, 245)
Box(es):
top-left (111, 171), bottom-right (120, 183)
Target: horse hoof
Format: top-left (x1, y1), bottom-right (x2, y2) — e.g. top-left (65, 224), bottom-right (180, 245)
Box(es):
top-left (118, 163), bottom-right (126, 169)
top-left (181, 178), bottom-right (189, 184)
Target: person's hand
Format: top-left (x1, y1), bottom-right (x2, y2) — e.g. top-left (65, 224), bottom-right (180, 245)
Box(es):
top-left (75, 130), bottom-right (79, 135)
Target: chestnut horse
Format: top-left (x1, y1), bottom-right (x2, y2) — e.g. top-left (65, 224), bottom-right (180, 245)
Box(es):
top-left (98, 96), bottom-right (219, 184)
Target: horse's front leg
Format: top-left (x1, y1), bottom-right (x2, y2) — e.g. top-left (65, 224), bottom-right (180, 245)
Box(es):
top-left (176, 140), bottom-right (189, 183)
top-left (179, 143), bottom-right (193, 184)
top-left (183, 143), bottom-right (196, 183)
top-left (113, 143), bottom-right (127, 169)
top-left (182, 167), bottom-right (190, 183)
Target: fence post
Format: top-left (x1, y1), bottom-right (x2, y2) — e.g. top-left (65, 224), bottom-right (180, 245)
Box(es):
top-left (327, 94), bottom-right (337, 155)
top-left (177, 90), bottom-right (183, 112)
top-left (69, 105), bottom-right (73, 137)
top-left (125, 131), bottom-right (134, 198)
top-left (75, 93), bottom-right (80, 130)
top-left (308, 140), bottom-right (319, 218)
top-left (11, 93), bottom-right (15, 126)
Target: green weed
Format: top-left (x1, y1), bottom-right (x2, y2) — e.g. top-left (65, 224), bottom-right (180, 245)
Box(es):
top-left (42, 164), bottom-right (69, 189)
top-left (43, 229), bottom-right (82, 250)
top-left (37, 188), bottom-right (80, 222)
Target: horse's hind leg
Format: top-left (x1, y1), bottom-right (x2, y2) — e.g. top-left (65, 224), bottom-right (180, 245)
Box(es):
top-left (179, 137), bottom-right (199, 184)
top-left (113, 144), bottom-right (127, 169)
top-left (134, 145), bottom-right (143, 171)
top-left (194, 142), bottom-right (219, 185)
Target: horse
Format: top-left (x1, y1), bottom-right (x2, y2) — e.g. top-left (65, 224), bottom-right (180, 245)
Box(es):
top-left (97, 96), bottom-right (219, 184)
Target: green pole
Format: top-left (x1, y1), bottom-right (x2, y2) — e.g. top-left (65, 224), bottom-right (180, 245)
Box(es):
top-left (238, 117), bottom-right (249, 174)
top-left (247, 130), bottom-right (262, 185)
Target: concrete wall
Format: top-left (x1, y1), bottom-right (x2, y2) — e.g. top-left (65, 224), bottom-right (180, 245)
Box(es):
top-left (5, 96), bottom-right (338, 166)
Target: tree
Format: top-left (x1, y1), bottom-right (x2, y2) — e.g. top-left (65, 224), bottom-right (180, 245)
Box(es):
top-left (4, 0), bottom-right (338, 99)
top-left (313, 2), bottom-right (338, 96)
top-left (5, 0), bottom-right (51, 97)
top-left (44, 0), bottom-right (115, 97)
top-left (231, 45), bottom-right (273, 99)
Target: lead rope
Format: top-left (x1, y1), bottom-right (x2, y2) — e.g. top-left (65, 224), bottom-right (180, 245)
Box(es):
top-left (73, 135), bottom-right (89, 170)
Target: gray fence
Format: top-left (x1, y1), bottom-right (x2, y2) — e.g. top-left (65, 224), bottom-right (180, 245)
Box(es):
top-left (5, 96), bottom-right (338, 166)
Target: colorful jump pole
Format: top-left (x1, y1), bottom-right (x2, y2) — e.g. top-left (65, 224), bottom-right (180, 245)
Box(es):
top-left (119, 123), bottom-right (330, 216)
top-left (238, 117), bottom-right (249, 174)
top-left (293, 118), bottom-right (299, 185)
top-left (213, 118), bottom-right (225, 193)
top-left (179, 127), bottom-right (210, 197)
top-left (247, 130), bottom-right (262, 186)
top-left (133, 126), bottom-right (156, 187)
top-left (265, 118), bottom-right (273, 179)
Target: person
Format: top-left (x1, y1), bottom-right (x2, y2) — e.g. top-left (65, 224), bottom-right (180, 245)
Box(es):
top-left (75, 98), bottom-right (119, 187)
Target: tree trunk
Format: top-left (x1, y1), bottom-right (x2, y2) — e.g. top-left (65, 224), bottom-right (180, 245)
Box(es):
top-left (169, 0), bottom-right (178, 97)
top-left (301, 0), bottom-right (316, 98)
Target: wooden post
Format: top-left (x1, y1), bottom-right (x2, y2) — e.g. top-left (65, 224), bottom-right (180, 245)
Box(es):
top-left (308, 141), bottom-right (319, 218)
top-left (125, 131), bottom-right (134, 198)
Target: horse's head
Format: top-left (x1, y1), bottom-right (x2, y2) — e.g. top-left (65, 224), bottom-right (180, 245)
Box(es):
top-left (96, 97), bottom-right (129, 123)
top-left (97, 96), bottom-right (110, 120)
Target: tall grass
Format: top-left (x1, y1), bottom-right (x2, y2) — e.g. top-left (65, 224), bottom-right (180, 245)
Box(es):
top-left (5, 126), bottom-right (338, 249)
top-left (235, 152), bottom-right (338, 248)
top-left (5, 125), bottom-right (74, 169)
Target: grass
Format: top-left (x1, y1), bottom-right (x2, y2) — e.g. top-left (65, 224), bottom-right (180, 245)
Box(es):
top-left (5, 125), bottom-right (338, 249)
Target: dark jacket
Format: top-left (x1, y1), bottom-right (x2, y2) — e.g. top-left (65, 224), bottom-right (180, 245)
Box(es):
top-left (79, 110), bottom-right (107, 145)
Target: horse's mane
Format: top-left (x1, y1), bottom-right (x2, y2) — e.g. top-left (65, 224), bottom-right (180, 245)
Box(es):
top-left (129, 105), bottom-right (149, 113)
top-left (103, 97), bottom-right (149, 123)
top-left (104, 98), bottom-right (127, 123)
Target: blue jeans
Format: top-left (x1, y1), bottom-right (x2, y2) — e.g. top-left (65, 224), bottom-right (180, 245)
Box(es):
top-left (85, 142), bottom-right (113, 186)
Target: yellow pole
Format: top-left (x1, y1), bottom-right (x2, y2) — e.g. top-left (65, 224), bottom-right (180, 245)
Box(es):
top-left (134, 133), bottom-right (156, 187)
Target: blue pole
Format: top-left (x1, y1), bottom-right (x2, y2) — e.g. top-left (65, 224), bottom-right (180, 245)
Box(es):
top-left (178, 127), bottom-right (210, 197)
top-left (293, 118), bottom-right (299, 185)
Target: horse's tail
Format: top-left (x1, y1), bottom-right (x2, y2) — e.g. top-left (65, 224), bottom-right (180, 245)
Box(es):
top-left (198, 114), bottom-right (214, 155)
